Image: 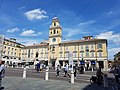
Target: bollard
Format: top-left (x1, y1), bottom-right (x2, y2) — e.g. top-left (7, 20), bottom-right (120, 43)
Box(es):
top-left (84, 67), bottom-right (85, 72)
top-left (45, 67), bottom-right (49, 80)
top-left (71, 70), bottom-right (74, 83)
top-left (23, 67), bottom-right (27, 78)
top-left (22, 65), bottom-right (24, 68)
top-left (92, 68), bottom-right (94, 72)
top-left (103, 74), bottom-right (108, 87)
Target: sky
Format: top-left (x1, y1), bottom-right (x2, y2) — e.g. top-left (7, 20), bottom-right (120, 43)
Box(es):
top-left (0, 0), bottom-right (120, 59)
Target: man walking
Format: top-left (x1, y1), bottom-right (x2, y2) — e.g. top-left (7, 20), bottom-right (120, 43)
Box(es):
top-left (56, 65), bottom-right (60, 77)
top-left (0, 60), bottom-right (5, 89)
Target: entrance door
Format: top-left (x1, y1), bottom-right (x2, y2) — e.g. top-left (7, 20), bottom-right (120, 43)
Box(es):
top-left (98, 61), bottom-right (104, 68)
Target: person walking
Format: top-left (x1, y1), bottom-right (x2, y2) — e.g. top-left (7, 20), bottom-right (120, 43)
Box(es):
top-left (56, 65), bottom-right (60, 77)
top-left (96, 67), bottom-right (104, 85)
top-left (36, 62), bottom-right (40, 72)
top-left (0, 60), bottom-right (5, 89)
top-left (64, 63), bottom-right (70, 77)
top-left (114, 66), bottom-right (120, 84)
top-left (74, 64), bottom-right (77, 79)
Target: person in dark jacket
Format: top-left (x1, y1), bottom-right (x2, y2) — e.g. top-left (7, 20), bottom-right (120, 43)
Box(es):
top-left (56, 65), bottom-right (60, 77)
top-left (36, 63), bottom-right (40, 72)
top-left (0, 60), bottom-right (5, 89)
top-left (96, 67), bottom-right (104, 85)
top-left (74, 64), bottom-right (77, 79)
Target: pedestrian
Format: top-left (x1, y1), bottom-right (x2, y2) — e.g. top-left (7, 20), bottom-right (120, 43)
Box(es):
top-left (74, 64), bottom-right (77, 79)
top-left (0, 60), bottom-right (5, 89)
top-left (64, 63), bottom-right (70, 77)
top-left (56, 65), bottom-right (60, 77)
top-left (96, 67), bottom-right (104, 85)
top-left (114, 66), bottom-right (120, 84)
top-left (36, 62), bottom-right (40, 72)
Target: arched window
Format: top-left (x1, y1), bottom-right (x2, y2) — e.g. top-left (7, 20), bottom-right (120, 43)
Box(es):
top-left (54, 29), bottom-right (56, 34)
top-left (36, 52), bottom-right (39, 58)
top-left (54, 23), bottom-right (56, 26)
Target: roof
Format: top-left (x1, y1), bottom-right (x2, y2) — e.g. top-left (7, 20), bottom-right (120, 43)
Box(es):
top-left (61, 39), bottom-right (107, 44)
top-left (4, 38), bottom-right (25, 46)
top-left (24, 43), bottom-right (48, 48)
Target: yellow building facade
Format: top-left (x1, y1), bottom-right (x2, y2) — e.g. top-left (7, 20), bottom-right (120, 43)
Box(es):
top-left (21, 17), bottom-right (108, 70)
top-left (2, 38), bottom-right (24, 64)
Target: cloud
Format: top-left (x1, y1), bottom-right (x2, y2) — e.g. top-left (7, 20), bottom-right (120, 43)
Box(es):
top-left (63, 28), bottom-right (81, 38)
top-left (20, 30), bottom-right (37, 36)
top-left (7, 28), bottom-right (19, 33)
top-left (24, 8), bottom-right (48, 20)
top-left (96, 31), bottom-right (120, 44)
top-left (106, 11), bottom-right (113, 15)
top-left (20, 29), bottom-right (43, 37)
top-left (108, 47), bottom-right (120, 59)
top-left (38, 32), bottom-right (42, 35)
top-left (78, 20), bottom-right (95, 26)
top-left (17, 38), bottom-right (41, 46)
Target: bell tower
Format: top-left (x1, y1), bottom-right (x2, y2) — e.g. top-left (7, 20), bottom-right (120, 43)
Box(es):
top-left (49, 17), bottom-right (62, 45)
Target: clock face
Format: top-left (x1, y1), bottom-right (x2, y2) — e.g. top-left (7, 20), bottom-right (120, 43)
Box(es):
top-left (52, 38), bottom-right (56, 42)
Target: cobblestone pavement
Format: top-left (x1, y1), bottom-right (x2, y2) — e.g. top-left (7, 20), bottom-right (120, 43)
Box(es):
top-left (2, 76), bottom-right (115, 90)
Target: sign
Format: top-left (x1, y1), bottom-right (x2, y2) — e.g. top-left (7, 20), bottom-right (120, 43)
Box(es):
top-left (69, 52), bottom-right (73, 71)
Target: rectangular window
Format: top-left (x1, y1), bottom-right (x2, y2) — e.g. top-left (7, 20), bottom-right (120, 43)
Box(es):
top-left (65, 53), bottom-right (69, 57)
top-left (86, 52), bottom-right (89, 57)
top-left (42, 48), bottom-right (43, 52)
top-left (98, 52), bottom-right (102, 57)
top-left (81, 45), bottom-right (83, 50)
top-left (60, 47), bottom-right (62, 51)
top-left (85, 45), bottom-right (89, 51)
top-left (74, 46), bottom-right (76, 51)
top-left (28, 49), bottom-right (30, 58)
top-left (91, 44), bottom-right (94, 49)
top-left (60, 53), bottom-right (62, 57)
top-left (97, 43), bottom-right (102, 49)
top-left (41, 54), bottom-right (43, 58)
top-left (91, 52), bottom-right (94, 57)
top-left (81, 52), bottom-right (84, 57)
top-left (66, 46), bottom-right (68, 51)
top-left (73, 52), bottom-right (77, 57)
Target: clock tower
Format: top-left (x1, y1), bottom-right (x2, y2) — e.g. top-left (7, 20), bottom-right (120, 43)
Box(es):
top-left (48, 17), bottom-right (62, 67)
top-left (49, 17), bottom-right (62, 45)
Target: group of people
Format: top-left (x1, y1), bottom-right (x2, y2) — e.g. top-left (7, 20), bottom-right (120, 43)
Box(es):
top-left (56, 63), bottom-right (80, 79)
top-left (35, 62), bottom-right (45, 72)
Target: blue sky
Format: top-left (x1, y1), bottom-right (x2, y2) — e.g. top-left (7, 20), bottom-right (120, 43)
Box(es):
top-left (0, 0), bottom-right (120, 59)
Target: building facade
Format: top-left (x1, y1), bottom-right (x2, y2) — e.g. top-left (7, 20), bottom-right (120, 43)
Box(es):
top-left (21, 17), bottom-right (108, 70)
top-left (1, 38), bottom-right (24, 64)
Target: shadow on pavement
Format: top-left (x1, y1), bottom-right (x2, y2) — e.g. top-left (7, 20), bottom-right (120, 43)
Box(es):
top-left (82, 83), bottom-right (107, 90)
top-left (82, 76), bottom-right (120, 90)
